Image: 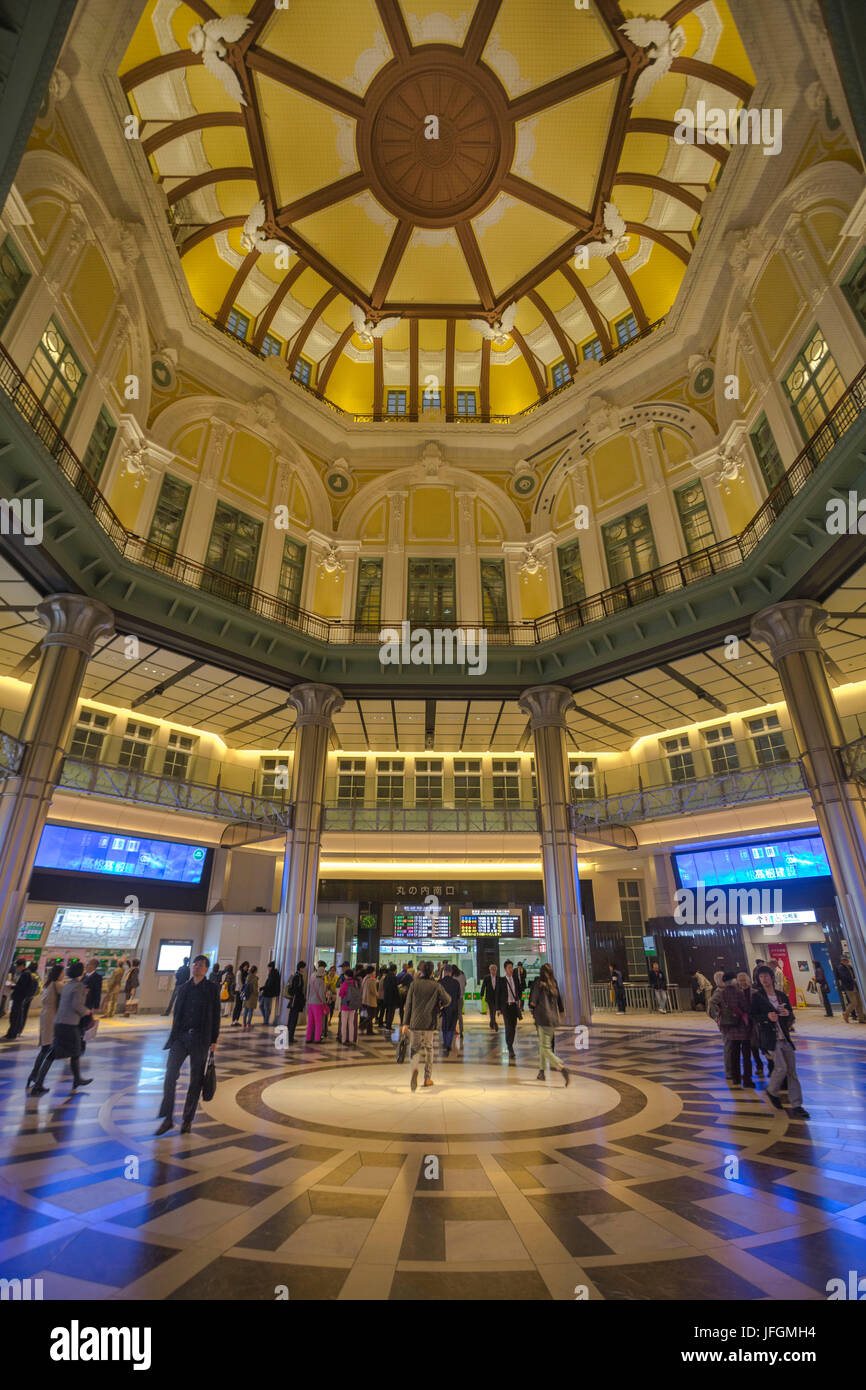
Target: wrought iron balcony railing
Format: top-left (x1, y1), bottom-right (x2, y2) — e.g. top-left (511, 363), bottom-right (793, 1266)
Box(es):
top-left (58, 756), bottom-right (293, 828)
top-left (571, 759), bottom-right (807, 831)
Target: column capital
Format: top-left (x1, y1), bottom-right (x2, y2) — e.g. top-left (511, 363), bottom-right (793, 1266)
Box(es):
top-left (287, 682), bottom-right (344, 728)
top-left (750, 601), bottom-right (828, 660)
top-left (36, 594), bottom-right (114, 656)
top-left (518, 683), bottom-right (575, 729)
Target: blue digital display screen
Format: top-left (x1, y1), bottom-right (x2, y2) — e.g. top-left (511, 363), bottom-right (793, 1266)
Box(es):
top-left (35, 824), bottom-right (208, 884)
top-left (674, 836), bottom-right (831, 888)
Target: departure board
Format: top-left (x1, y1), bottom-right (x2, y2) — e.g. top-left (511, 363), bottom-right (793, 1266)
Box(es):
top-left (459, 908), bottom-right (522, 936)
top-left (391, 904), bottom-right (452, 938)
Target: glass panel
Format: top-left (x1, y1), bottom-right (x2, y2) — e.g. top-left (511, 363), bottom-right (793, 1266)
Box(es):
top-left (82, 407), bottom-right (116, 485)
top-left (226, 307), bottom-right (249, 340)
top-left (615, 313), bottom-right (638, 345)
top-left (602, 506), bottom-right (659, 584)
top-left (456, 391), bottom-right (477, 416)
top-left (551, 360), bottom-right (571, 388)
top-left (354, 558), bottom-right (382, 627)
top-left (784, 328), bottom-right (845, 440)
top-left (147, 475), bottom-right (190, 560)
top-left (842, 249), bottom-right (866, 334)
top-left (557, 539), bottom-right (585, 606)
top-left (24, 320), bottom-right (86, 430)
top-left (581, 336), bottom-right (603, 361)
top-left (0, 235), bottom-right (30, 332)
top-left (674, 480), bottom-right (715, 555)
top-left (278, 537), bottom-right (306, 611)
top-left (293, 356), bottom-right (311, 382)
top-left (386, 389), bottom-right (407, 415)
top-left (480, 558), bottom-right (507, 624)
top-left (749, 413), bottom-right (786, 491)
top-left (203, 502), bottom-right (262, 602)
top-left (407, 559), bottom-right (456, 624)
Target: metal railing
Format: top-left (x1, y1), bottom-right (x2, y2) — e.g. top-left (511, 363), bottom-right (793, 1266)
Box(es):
top-left (572, 759), bottom-right (807, 830)
top-left (2, 344), bottom-right (865, 653)
top-left (323, 804), bottom-right (539, 833)
top-left (591, 981), bottom-right (683, 1012)
top-left (0, 729), bottom-right (25, 777)
top-left (58, 756), bottom-right (293, 828)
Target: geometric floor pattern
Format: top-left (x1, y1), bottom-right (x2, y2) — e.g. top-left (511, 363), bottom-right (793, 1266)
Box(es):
top-left (1, 1015), bottom-right (865, 1300)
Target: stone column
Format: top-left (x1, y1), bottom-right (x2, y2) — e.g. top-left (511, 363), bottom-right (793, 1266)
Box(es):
top-left (518, 683), bottom-right (591, 1024)
top-left (634, 424), bottom-right (681, 565)
top-left (0, 594), bottom-right (114, 986)
top-left (564, 457), bottom-right (605, 595)
top-left (751, 601), bottom-right (866, 992)
top-left (273, 683), bottom-right (344, 1011)
top-left (381, 490), bottom-right (407, 622)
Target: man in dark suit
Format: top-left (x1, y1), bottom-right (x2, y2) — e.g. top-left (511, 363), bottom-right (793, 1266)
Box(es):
top-left (3, 959), bottom-right (35, 1040)
top-left (479, 963), bottom-right (502, 1033)
top-left (82, 958), bottom-right (103, 1013)
top-left (501, 960), bottom-right (524, 1061)
top-left (163, 956), bottom-right (190, 1015)
top-left (156, 955), bottom-right (219, 1135)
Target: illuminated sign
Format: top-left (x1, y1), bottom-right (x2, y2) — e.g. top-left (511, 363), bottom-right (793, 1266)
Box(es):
top-left (674, 836), bottom-right (830, 888)
top-left (530, 912), bottom-right (546, 938)
top-left (17, 922), bottom-right (44, 941)
top-left (459, 909), bottom-right (522, 937)
top-left (35, 824), bottom-right (208, 883)
top-left (391, 903), bottom-right (452, 938)
top-left (741, 910), bottom-right (818, 926)
top-left (46, 907), bottom-right (144, 950)
top-left (379, 937), bottom-right (469, 954)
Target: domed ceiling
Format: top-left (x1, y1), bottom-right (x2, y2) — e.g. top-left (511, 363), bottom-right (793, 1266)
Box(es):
top-left (120, 0), bottom-right (754, 419)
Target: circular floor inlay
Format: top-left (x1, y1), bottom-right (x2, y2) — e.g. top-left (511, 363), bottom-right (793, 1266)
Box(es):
top-left (258, 1064), bottom-right (621, 1139)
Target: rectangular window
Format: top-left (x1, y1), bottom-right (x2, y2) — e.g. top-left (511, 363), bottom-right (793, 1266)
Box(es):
top-left (422, 386), bottom-right (442, 410)
top-left (456, 390), bottom-right (477, 416)
top-left (674, 480), bottom-right (715, 555)
top-left (551, 359), bottom-right (571, 389)
top-left (386, 389), bottom-right (407, 416)
top-left (703, 723), bottom-right (740, 775)
top-left (407, 558), bottom-right (456, 624)
top-left (376, 758), bottom-right (404, 805)
top-left (337, 758), bottom-right (366, 805)
top-left (480, 558), bottom-right (508, 625)
top-left (118, 720), bottom-right (154, 773)
top-left (557, 539), bottom-right (585, 607)
top-left (614, 312), bottom-right (638, 346)
top-left (293, 356), bottom-right (312, 384)
top-left (581, 335), bottom-right (603, 362)
top-left (570, 757), bottom-right (597, 800)
top-left (603, 505), bottom-right (659, 584)
top-left (453, 757), bottom-right (482, 807)
top-left (260, 756), bottom-right (289, 798)
top-left (69, 709), bottom-right (111, 762)
top-left (163, 732), bottom-right (196, 780)
top-left (147, 475), bottom-right (190, 561)
top-left (354, 557), bottom-right (382, 627)
top-left (747, 712), bottom-right (788, 766)
top-left (664, 734), bottom-right (696, 784)
top-left (278, 537), bottom-right (306, 612)
top-left (783, 328), bottom-right (845, 441)
top-left (25, 320), bottom-right (86, 430)
top-left (226, 307), bottom-right (250, 341)
top-left (618, 879), bottom-right (643, 928)
top-left (749, 413), bottom-right (786, 492)
top-left (0, 235), bottom-right (30, 332)
top-left (842, 248), bottom-right (866, 335)
top-left (415, 758), bottom-right (443, 807)
top-left (203, 502), bottom-right (262, 601)
top-left (261, 333), bottom-right (284, 359)
top-left (82, 406), bottom-right (116, 486)
top-left (491, 758), bottom-right (520, 808)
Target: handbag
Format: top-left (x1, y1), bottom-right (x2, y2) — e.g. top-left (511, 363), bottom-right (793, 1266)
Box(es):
top-left (395, 1032), bottom-right (408, 1064)
top-left (201, 1052), bottom-right (217, 1102)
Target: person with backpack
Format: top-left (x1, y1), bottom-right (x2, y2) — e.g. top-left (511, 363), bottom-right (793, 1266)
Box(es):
top-left (402, 960), bottom-right (451, 1089)
top-left (26, 962), bottom-right (64, 1093)
top-left (28, 961), bottom-right (93, 1095)
top-left (396, 962), bottom-right (414, 1024)
top-left (259, 960), bottom-right (281, 1026)
top-left (360, 966), bottom-right (378, 1035)
top-left (306, 964), bottom-right (329, 1043)
top-left (241, 965), bottom-right (259, 1029)
top-left (285, 960), bottom-right (306, 1044)
top-left (123, 960), bottom-right (141, 1015)
top-left (375, 967), bottom-right (387, 1028)
top-left (439, 963), bottom-right (461, 1056)
top-left (837, 956), bottom-right (865, 1023)
top-left (751, 965), bottom-right (809, 1118)
top-left (718, 971), bottom-right (754, 1087)
top-left (338, 968), bottom-right (361, 1047)
top-left (529, 963), bottom-right (570, 1086)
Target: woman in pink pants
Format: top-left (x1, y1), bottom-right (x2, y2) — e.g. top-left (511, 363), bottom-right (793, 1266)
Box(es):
top-left (306, 964), bottom-right (329, 1042)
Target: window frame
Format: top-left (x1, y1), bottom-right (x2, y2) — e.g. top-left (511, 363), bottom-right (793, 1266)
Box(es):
top-left (613, 312), bottom-right (638, 346)
top-left (386, 388), bottom-right (408, 417)
top-left (25, 318), bottom-right (86, 431)
top-left (226, 306), bottom-right (250, 341)
top-left (674, 479), bottom-right (716, 556)
top-left (783, 327), bottom-right (845, 442)
top-left (456, 390), bottom-right (477, 417)
top-left (292, 355), bottom-right (313, 384)
top-left (551, 359), bottom-right (571, 389)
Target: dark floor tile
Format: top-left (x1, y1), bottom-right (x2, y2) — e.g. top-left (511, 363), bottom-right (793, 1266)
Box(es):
top-left (629, 1176), bottom-right (727, 1206)
top-left (169, 1255), bottom-right (349, 1300)
top-left (747, 1227), bottom-right (866, 1292)
top-left (589, 1255), bottom-right (767, 1301)
top-left (44, 1228), bottom-right (176, 1285)
top-left (235, 1193), bottom-right (311, 1251)
top-left (391, 1270), bottom-right (549, 1300)
top-left (0, 1194), bottom-right (59, 1239)
top-left (527, 1190), bottom-right (627, 1258)
top-left (309, 1188), bottom-right (384, 1218)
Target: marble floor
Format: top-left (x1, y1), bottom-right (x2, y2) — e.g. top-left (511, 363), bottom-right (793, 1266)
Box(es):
top-left (0, 1012), bottom-right (864, 1301)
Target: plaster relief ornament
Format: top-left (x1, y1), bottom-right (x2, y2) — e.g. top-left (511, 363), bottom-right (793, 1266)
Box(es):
top-left (621, 17), bottom-right (686, 106)
top-left (240, 201), bottom-right (284, 255)
top-left (468, 302), bottom-right (518, 345)
top-left (518, 544), bottom-right (545, 582)
top-left (122, 446), bottom-right (150, 488)
top-left (188, 16), bottom-right (251, 106)
top-left (714, 442), bottom-right (746, 494)
top-left (351, 304), bottom-right (402, 345)
top-left (319, 545), bottom-right (345, 577)
top-left (581, 202), bottom-right (629, 261)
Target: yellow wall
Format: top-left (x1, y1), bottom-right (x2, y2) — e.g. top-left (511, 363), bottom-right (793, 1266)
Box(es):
top-left (753, 255), bottom-right (804, 358)
top-left (590, 436), bottom-right (640, 505)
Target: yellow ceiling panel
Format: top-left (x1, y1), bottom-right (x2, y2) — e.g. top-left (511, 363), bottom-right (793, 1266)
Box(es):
top-left (291, 265), bottom-right (331, 309)
top-left (256, 75), bottom-right (360, 208)
top-left (572, 254), bottom-right (614, 289)
top-left (182, 240), bottom-right (237, 319)
top-left (121, 1), bottom-right (197, 72)
top-left (382, 318), bottom-right (410, 351)
top-left (185, 64), bottom-right (240, 115)
top-left (200, 127), bottom-right (253, 172)
top-left (630, 71), bottom-right (688, 122)
top-left (536, 272), bottom-right (574, 313)
top-left (474, 195), bottom-right (571, 298)
top-left (484, 0), bottom-right (615, 99)
top-left (515, 82), bottom-right (617, 213)
top-left (702, 0), bottom-right (757, 82)
top-left (167, 3), bottom-right (223, 52)
top-left (398, 0), bottom-right (473, 46)
top-left (608, 185), bottom-right (653, 224)
top-left (321, 294), bottom-right (352, 332)
top-left (514, 299), bottom-right (543, 334)
top-left (629, 245), bottom-right (687, 326)
top-left (294, 196), bottom-right (395, 298)
top-left (389, 234), bottom-right (478, 304)
top-left (455, 320), bottom-right (480, 352)
top-left (621, 131), bottom-right (690, 181)
top-left (216, 177), bottom-right (262, 219)
top-left (419, 320), bottom-right (446, 351)
top-left (259, 0), bottom-right (391, 95)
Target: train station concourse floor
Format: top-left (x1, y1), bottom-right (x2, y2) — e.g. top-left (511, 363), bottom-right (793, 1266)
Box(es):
top-left (1, 1013), bottom-right (864, 1302)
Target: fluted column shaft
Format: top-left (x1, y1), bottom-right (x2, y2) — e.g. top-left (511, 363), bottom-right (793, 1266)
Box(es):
top-left (0, 595), bottom-right (114, 986)
top-left (751, 601), bottom-right (866, 992)
top-left (273, 684), bottom-right (344, 1003)
top-left (519, 684), bottom-right (591, 1024)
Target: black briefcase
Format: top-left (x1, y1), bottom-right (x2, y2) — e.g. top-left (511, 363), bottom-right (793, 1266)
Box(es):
top-left (395, 1032), bottom-right (408, 1064)
top-left (201, 1052), bottom-right (217, 1101)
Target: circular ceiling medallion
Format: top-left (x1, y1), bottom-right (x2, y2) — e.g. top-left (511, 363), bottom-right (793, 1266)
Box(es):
top-left (359, 51), bottom-right (514, 228)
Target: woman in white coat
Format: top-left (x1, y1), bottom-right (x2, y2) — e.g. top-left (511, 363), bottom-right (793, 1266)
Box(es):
top-left (25, 962), bottom-right (64, 1092)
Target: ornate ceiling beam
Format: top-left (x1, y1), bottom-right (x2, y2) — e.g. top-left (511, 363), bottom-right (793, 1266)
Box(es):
top-left (373, 337), bottom-right (384, 421)
top-left (624, 221), bottom-right (691, 265)
top-left (238, 61), bottom-right (278, 215)
top-left (609, 253), bottom-right (648, 330)
top-left (246, 49), bottom-right (366, 120)
top-left (529, 289), bottom-right (576, 374)
top-left (480, 337), bottom-right (491, 416)
top-left (560, 263), bottom-right (612, 352)
top-left (217, 249), bottom-right (260, 326)
top-left (497, 231), bottom-right (594, 310)
top-left (593, 0), bottom-right (637, 50)
top-left (121, 50), bottom-right (197, 92)
top-left (166, 166), bottom-right (256, 205)
top-left (371, 219), bottom-right (412, 307)
top-left (463, 0), bottom-right (504, 65)
top-left (142, 112), bottom-right (245, 157)
top-left (267, 226), bottom-right (368, 307)
top-left (251, 258), bottom-right (308, 351)
top-left (507, 52), bottom-right (627, 122)
top-left (613, 170), bottom-right (703, 215)
top-left (375, 0), bottom-right (413, 62)
top-left (185, 0), bottom-right (219, 19)
top-left (511, 327), bottom-right (547, 398)
top-left (180, 215), bottom-right (245, 257)
top-left (595, 67), bottom-right (641, 223)
top-left (288, 286), bottom-right (339, 373)
top-left (318, 322), bottom-right (355, 394)
top-left (502, 173), bottom-right (592, 229)
top-left (455, 221), bottom-right (495, 310)
top-left (627, 117), bottom-right (730, 164)
top-left (670, 58), bottom-right (753, 104)
top-left (445, 319), bottom-right (455, 422)
top-left (276, 171), bottom-right (368, 226)
top-left (235, 0), bottom-right (277, 53)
